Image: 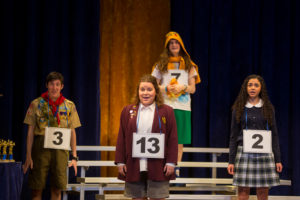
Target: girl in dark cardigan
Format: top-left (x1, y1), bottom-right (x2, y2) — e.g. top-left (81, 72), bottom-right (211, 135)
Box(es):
top-left (227, 74), bottom-right (283, 200)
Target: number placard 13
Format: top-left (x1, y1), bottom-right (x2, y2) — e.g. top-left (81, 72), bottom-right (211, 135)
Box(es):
top-left (243, 129), bottom-right (272, 154)
top-left (132, 133), bottom-right (165, 159)
top-left (44, 127), bottom-right (71, 150)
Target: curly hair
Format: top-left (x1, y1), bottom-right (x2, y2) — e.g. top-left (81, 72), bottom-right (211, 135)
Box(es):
top-left (131, 74), bottom-right (164, 106)
top-left (232, 74), bottom-right (274, 126)
top-left (154, 42), bottom-right (193, 73)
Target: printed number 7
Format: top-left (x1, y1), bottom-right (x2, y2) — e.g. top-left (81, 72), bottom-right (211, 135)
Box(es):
top-left (171, 73), bottom-right (181, 79)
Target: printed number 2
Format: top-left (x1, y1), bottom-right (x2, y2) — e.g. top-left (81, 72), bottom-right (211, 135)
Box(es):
top-left (252, 134), bottom-right (263, 149)
top-left (53, 131), bottom-right (63, 145)
top-left (136, 137), bottom-right (160, 154)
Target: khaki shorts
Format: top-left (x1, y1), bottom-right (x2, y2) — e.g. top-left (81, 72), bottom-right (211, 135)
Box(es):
top-left (28, 135), bottom-right (68, 190)
top-left (124, 172), bottom-right (169, 199)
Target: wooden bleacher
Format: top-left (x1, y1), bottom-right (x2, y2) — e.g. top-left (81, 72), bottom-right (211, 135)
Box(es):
top-left (95, 194), bottom-right (300, 200)
top-left (63, 146), bottom-right (292, 200)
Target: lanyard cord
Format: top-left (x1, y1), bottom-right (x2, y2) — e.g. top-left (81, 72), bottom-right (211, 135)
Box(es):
top-left (136, 104), bottom-right (162, 134)
top-left (47, 100), bottom-right (69, 127)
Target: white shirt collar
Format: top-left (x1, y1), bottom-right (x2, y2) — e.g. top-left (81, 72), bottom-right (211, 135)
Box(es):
top-left (139, 102), bottom-right (155, 111)
top-left (245, 99), bottom-right (263, 108)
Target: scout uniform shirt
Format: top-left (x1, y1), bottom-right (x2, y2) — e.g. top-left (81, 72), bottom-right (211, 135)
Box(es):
top-left (24, 97), bottom-right (81, 135)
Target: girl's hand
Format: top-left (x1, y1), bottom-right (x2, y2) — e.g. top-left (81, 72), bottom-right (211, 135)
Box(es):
top-left (173, 84), bottom-right (185, 94)
top-left (227, 164), bottom-right (234, 175)
top-left (164, 165), bottom-right (175, 176)
top-left (118, 164), bottom-right (127, 176)
top-left (276, 163), bottom-right (283, 173)
top-left (167, 84), bottom-right (176, 93)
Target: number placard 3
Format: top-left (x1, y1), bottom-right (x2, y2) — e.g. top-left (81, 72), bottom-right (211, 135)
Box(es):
top-left (44, 127), bottom-right (71, 150)
top-left (132, 133), bottom-right (165, 159)
top-left (243, 129), bottom-right (272, 153)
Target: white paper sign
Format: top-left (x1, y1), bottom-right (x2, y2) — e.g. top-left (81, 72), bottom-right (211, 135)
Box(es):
top-left (132, 133), bottom-right (165, 159)
top-left (243, 129), bottom-right (272, 153)
top-left (163, 70), bottom-right (188, 85)
top-left (44, 127), bottom-right (71, 150)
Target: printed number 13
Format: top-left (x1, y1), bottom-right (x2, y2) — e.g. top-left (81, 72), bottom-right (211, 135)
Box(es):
top-left (136, 137), bottom-right (160, 154)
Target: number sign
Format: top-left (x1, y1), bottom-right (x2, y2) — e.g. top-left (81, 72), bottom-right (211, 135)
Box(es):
top-left (163, 70), bottom-right (188, 85)
top-left (44, 127), bottom-right (71, 150)
top-left (243, 129), bottom-right (272, 153)
top-left (132, 133), bottom-right (165, 159)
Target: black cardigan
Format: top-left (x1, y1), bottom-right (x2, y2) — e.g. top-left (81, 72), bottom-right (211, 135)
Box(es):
top-left (229, 106), bottom-right (281, 164)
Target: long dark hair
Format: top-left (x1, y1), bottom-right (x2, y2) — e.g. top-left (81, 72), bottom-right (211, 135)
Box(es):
top-left (232, 74), bottom-right (274, 126)
top-left (131, 74), bottom-right (164, 106)
top-left (155, 42), bottom-right (193, 73)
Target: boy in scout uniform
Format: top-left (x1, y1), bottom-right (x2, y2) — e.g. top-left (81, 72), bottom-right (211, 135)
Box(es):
top-left (23, 72), bottom-right (81, 200)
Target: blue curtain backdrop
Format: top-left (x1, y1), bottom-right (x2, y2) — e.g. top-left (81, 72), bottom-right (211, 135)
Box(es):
top-left (171, 0), bottom-right (300, 196)
top-left (1, 0), bottom-right (300, 198)
top-left (0, 0), bottom-right (100, 199)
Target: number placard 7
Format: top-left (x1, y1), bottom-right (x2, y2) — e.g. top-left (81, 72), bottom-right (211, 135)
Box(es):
top-left (162, 70), bottom-right (188, 86)
top-left (132, 133), bottom-right (165, 159)
top-left (243, 129), bottom-right (272, 153)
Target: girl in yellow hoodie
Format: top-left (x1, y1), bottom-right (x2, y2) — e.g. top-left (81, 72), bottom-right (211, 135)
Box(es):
top-left (152, 31), bottom-right (201, 176)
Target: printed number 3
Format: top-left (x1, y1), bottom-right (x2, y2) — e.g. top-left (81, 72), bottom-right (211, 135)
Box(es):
top-left (53, 131), bottom-right (63, 145)
top-left (137, 137), bottom-right (160, 154)
top-left (252, 134), bottom-right (263, 149)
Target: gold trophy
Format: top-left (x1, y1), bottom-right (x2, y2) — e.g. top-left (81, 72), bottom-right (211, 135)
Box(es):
top-left (0, 140), bottom-right (3, 161)
top-left (2, 140), bottom-right (8, 162)
top-left (8, 140), bottom-right (15, 162)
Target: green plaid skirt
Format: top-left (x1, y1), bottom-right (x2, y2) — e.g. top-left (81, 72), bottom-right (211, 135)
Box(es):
top-left (233, 146), bottom-right (280, 187)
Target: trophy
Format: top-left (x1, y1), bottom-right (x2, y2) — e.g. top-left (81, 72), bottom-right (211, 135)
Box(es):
top-left (8, 140), bottom-right (15, 162)
top-left (0, 140), bottom-right (3, 160)
top-left (0, 139), bottom-right (15, 162)
top-left (1, 140), bottom-right (8, 162)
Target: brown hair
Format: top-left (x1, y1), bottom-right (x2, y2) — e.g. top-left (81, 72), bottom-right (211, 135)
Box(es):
top-left (46, 71), bottom-right (64, 85)
top-left (232, 74), bottom-right (274, 126)
top-left (132, 74), bottom-right (164, 106)
top-left (154, 41), bottom-right (193, 73)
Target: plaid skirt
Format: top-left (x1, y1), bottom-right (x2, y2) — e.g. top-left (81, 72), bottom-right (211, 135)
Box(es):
top-left (233, 146), bottom-right (280, 187)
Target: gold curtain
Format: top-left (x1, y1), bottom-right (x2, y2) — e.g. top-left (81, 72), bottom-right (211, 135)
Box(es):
top-left (100, 0), bottom-right (170, 176)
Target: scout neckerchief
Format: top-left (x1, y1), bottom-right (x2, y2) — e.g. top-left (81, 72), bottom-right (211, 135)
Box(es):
top-left (136, 104), bottom-right (162, 134)
top-left (41, 91), bottom-right (66, 126)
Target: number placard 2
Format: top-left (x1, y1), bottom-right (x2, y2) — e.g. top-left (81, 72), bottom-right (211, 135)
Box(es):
top-left (132, 133), bottom-right (165, 159)
top-left (44, 127), bottom-right (71, 150)
top-left (243, 129), bottom-right (272, 153)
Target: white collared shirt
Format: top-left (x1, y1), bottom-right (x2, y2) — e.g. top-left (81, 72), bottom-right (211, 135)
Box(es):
top-left (137, 103), bottom-right (155, 133)
top-left (245, 99), bottom-right (263, 108)
top-left (118, 102), bottom-right (175, 169)
top-left (138, 103), bottom-right (155, 171)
